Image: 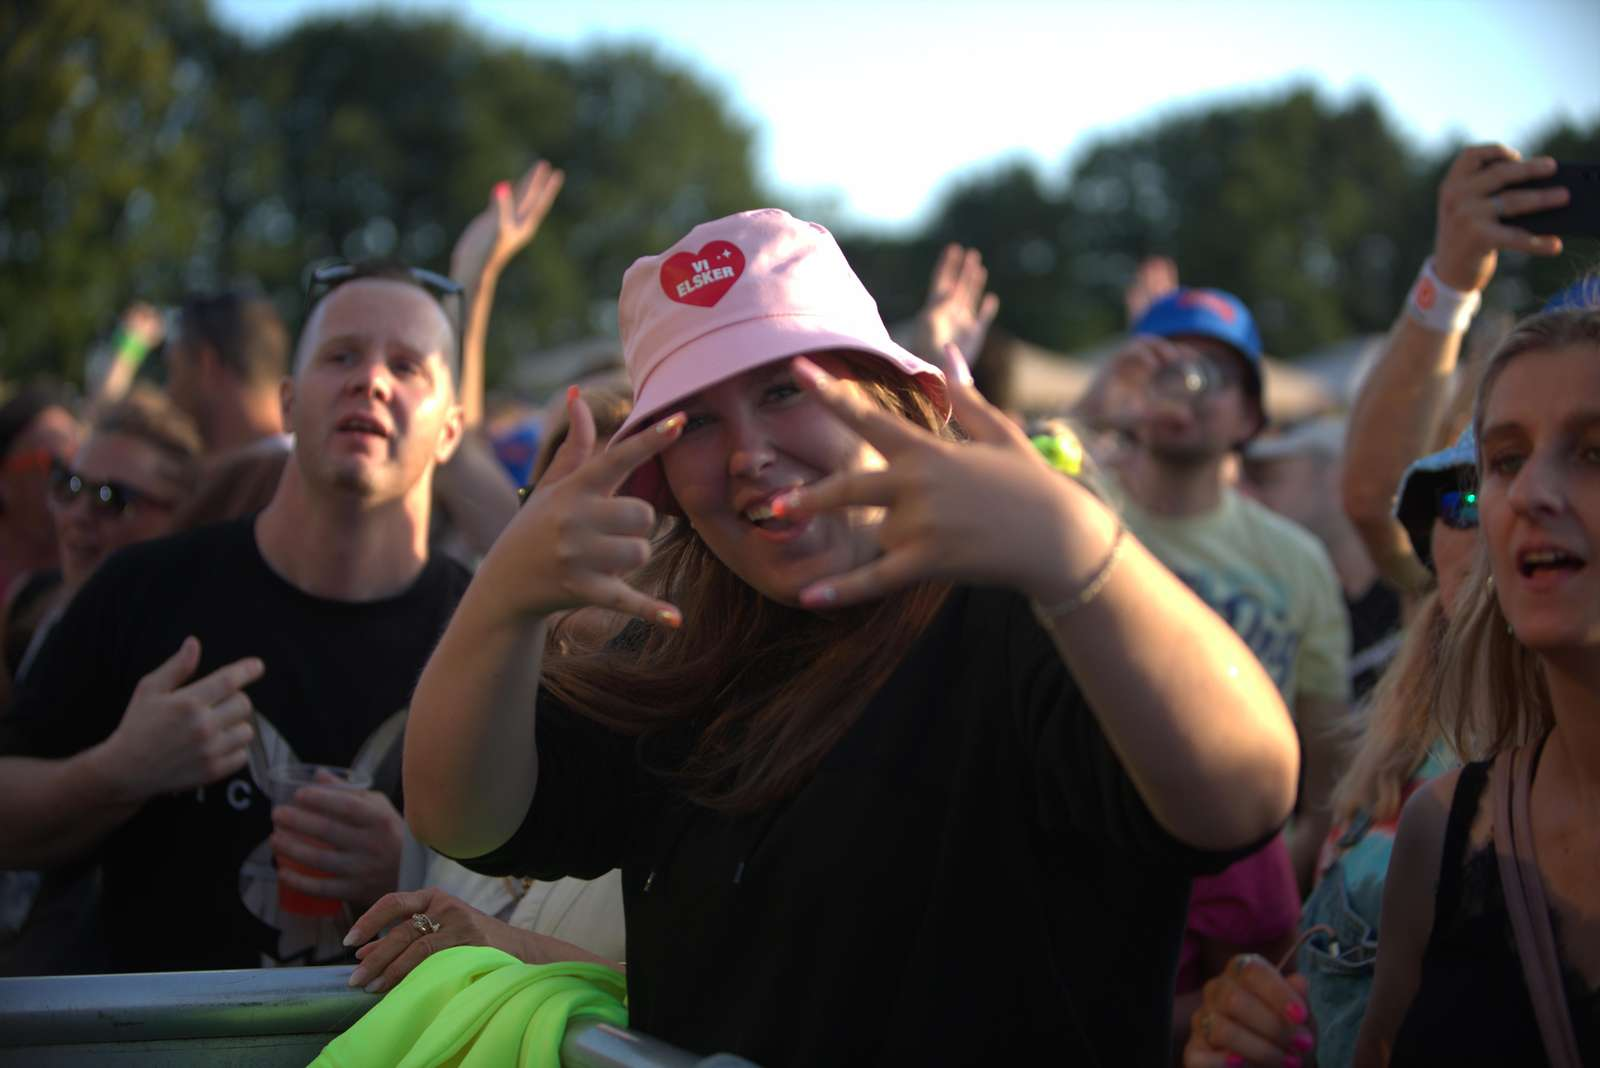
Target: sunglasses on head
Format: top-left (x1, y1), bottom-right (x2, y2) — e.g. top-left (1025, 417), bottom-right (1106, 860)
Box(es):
top-left (303, 261), bottom-right (464, 328)
top-left (49, 463), bottom-right (175, 518)
top-left (1437, 487), bottom-right (1478, 530)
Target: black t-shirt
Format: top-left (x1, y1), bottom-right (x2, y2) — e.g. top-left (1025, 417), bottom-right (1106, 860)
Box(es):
top-left (1346, 579), bottom-right (1403, 705)
top-left (0, 516), bottom-right (469, 972)
top-left (462, 586), bottom-right (1252, 1067)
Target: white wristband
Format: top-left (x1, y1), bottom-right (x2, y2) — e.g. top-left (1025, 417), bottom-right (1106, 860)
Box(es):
top-left (1406, 258), bottom-right (1481, 334)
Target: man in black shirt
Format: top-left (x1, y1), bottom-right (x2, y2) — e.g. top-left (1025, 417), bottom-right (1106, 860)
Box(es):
top-left (0, 264), bottom-right (471, 972)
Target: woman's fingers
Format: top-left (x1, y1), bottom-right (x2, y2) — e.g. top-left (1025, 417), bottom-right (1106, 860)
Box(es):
top-left (774, 469), bottom-right (897, 517)
top-left (344, 890), bottom-right (433, 948)
top-left (792, 356), bottom-right (928, 459)
top-left (798, 547), bottom-right (930, 609)
top-left (1492, 182), bottom-right (1570, 220)
top-left (944, 346), bottom-right (1031, 449)
top-left (1464, 153), bottom-right (1554, 198)
top-left (580, 574), bottom-right (681, 629)
top-left (592, 412), bottom-right (686, 495)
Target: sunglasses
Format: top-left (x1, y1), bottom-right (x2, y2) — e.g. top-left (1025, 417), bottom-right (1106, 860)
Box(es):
top-left (49, 464), bottom-right (175, 518)
top-left (1437, 487), bottom-right (1479, 530)
top-left (304, 262), bottom-right (464, 329)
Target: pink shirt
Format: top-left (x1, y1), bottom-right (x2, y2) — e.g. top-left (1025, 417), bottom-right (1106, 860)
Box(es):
top-left (1177, 833), bottom-right (1301, 993)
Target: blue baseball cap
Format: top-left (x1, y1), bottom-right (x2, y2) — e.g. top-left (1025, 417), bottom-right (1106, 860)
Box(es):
top-left (1132, 287), bottom-right (1264, 400)
top-left (491, 418), bottom-right (542, 488)
top-left (1394, 426), bottom-right (1476, 571)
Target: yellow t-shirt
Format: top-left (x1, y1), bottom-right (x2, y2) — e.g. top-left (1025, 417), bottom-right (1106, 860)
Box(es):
top-left (1118, 486), bottom-right (1350, 704)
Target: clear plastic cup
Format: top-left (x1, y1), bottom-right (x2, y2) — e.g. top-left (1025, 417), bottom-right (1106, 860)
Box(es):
top-left (1148, 355), bottom-right (1220, 403)
top-left (266, 763), bottom-right (372, 917)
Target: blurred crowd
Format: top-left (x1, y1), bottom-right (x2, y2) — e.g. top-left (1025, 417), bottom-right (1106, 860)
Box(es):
top-left (0, 141), bottom-right (1597, 1068)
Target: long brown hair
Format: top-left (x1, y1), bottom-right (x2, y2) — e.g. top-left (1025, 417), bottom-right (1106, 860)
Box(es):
top-left (544, 359), bottom-right (956, 811)
top-left (1432, 305), bottom-right (1600, 759)
top-left (1330, 590), bottom-right (1449, 827)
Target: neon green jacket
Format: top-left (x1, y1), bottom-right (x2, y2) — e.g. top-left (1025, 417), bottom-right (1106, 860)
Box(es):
top-left (310, 946), bottom-right (627, 1067)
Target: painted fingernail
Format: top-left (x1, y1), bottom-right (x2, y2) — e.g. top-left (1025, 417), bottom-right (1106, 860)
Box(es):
top-left (347, 966), bottom-right (368, 988)
top-left (655, 607), bottom-right (681, 629)
top-left (1282, 1056), bottom-right (1302, 1068)
top-left (342, 927), bottom-right (361, 947)
top-left (800, 585), bottom-right (837, 608)
top-left (770, 491), bottom-right (799, 517)
top-left (1284, 1000), bottom-right (1307, 1024)
top-left (494, 180), bottom-right (511, 199)
top-left (565, 385), bottom-right (579, 405)
top-left (1292, 1029), bottom-right (1315, 1053)
top-left (654, 413), bottom-right (685, 435)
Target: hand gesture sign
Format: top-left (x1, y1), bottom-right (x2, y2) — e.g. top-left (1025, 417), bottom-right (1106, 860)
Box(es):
top-left (100, 637), bottom-right (264, 800)
top-left (506, 388), bottom-right (684, 627)
top-left (450, 159), bottom-right (566, 285)
top-left (914, 244), bottom-right (1000, 375)
top-left (1434, 144), bottom-right (1567, 293)
top-left (775, 346), bottom-right (1114, 610)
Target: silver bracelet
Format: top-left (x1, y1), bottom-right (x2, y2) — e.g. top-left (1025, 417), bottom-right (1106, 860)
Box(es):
top-left (1030, 524), bottom-right (1128, 623)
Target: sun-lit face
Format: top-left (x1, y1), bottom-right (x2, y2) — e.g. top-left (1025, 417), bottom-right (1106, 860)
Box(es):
top-left (1136, 338), bottom-right (1261, 467)
top-left (1477, 342), bottom-right (1600, 652)
top-left (284, 279), bottom-right (462, 504)
top-left (50, 431), bottom-right (187, 591)
top-left (659, 353), bottom-right (888, 606)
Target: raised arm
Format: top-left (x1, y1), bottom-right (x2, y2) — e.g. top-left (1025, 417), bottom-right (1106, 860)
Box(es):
top-left (404, 392), bottom-right (683, 860)
top-left (1342, 145), bottom-right (1565, 592)
top-left (782, 349), bottom-right (1298, 850)
top-left (449, 160), bottom-right (564, 430)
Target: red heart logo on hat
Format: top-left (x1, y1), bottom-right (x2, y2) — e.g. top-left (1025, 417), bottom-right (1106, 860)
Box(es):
top-left (659, 241), bottom-right (746, 307)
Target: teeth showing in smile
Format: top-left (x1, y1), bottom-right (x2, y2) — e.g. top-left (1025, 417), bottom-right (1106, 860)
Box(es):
top-left (1519, 549), bottom-right (1583, 576)
top-left (745, 501), bottom-right (777, 522)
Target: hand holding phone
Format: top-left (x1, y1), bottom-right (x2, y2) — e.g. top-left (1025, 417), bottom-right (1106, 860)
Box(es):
top-left (1499, 161), bottom-right (1600, 239)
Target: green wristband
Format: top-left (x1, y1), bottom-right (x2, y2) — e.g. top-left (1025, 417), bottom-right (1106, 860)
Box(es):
top-left (113, 328), bottom-right (151, 368)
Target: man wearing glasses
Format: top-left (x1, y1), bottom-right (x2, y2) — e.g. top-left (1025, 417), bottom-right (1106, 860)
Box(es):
top-left (0, 262), bottom-right (472, 974)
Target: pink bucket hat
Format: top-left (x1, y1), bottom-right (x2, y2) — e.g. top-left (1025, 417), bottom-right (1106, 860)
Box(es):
top-left (609, 209), bottom-right (949, 508)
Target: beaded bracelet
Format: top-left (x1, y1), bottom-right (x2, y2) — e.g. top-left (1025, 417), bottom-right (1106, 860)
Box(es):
top-left (1030, 523), bottom-right (1128, 624)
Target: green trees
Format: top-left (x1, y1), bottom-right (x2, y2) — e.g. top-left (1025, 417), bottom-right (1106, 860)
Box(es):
top-left (1, 3), bottom-right (762, 384)
top-left (2, 1), bottom-right (1593, 384)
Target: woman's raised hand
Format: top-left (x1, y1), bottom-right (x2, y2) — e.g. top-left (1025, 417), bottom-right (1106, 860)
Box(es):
top-left (777, 345), bottom-right (1116, 610)
top-left (1183, 954), bottom-right (1317, 1068)
top-left (499, 388), bottom-right (683, 627)
top-left (1433, 144), bottom-right (1566, 294)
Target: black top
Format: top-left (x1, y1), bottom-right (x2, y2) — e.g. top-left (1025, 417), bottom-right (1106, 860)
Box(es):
top-left (0, 516), bottom-right (470, 972)
top-left (1391, 761), bottom-right (1600, 1065)
top-left (461, 586), bottom-right (1255, 1067)
top-left (1345, 578), bottom-right (1402, 705)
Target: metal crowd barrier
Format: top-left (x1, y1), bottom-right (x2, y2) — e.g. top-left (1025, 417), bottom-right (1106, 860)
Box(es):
top-left (0, 966), bottom-right (759, 1067)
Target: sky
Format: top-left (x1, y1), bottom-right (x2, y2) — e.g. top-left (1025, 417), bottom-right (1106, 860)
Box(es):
top-left (216, 0), bottom-right (1600, 234)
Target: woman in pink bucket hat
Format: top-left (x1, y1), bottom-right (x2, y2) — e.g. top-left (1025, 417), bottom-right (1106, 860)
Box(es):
top-left (403, 209), bottom-right (1298, 1065)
